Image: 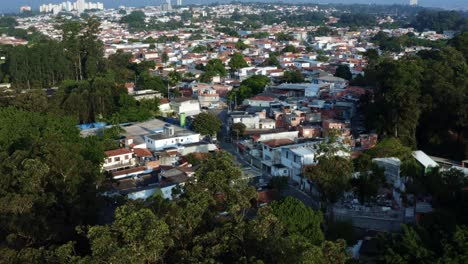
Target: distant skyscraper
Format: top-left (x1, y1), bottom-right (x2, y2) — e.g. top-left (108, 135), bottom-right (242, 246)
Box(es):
top-left (409, 0), bottom-right (418, 6)
top-left (76, 0), bottom-right (86, 13)
top-left (162, 0), bottom-right (172, 11)
top-left (176, 0), bottom-right (182, 6)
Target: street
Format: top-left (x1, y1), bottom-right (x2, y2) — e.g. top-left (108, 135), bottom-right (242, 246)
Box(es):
top-left (214, 108), bottom-right (320, 211)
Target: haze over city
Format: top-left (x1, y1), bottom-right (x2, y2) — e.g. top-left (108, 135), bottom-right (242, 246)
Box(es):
top-left (2, 0), bottom-right (468, 13)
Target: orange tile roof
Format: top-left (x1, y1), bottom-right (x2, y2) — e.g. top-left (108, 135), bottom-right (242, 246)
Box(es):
top-left (105, 148), bottom-right (133, 157)
top-left (262, 138), bottom-right (295, 148)
top-left (133, 148), bottom-right (153, 157)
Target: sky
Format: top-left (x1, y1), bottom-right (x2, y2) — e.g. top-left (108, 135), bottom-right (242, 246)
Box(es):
top-left (1, 0), bottom-right (467, 13)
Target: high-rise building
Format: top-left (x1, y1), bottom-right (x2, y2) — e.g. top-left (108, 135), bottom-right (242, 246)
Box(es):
top-left (409, 0), bottom-right (418, 6)
top-left (20, 6), bottom-right (32, 13)
top-left (76, 0), bottom-right (86, 13)
top-left (39, 0), bottom-right (103, 14)
top-left (176, 0), bottom-right (182, 6)
top-left (162, 0), bottom-right (172, 11)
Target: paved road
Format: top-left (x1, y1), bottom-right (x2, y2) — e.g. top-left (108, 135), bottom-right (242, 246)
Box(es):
top-left (215, 108), bottom-right (321, 210)
top-left (282, 184), bottom-right (320, 210)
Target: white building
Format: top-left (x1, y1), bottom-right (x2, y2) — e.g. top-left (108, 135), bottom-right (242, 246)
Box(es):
top-left (230, 111), bottom-right (276, 130)
top-left (102, 148), bottom-right (136, 172)
top-left (144, 125), bottom-right (200, 151)
top-left (170, 98), bottom-right (201, 116)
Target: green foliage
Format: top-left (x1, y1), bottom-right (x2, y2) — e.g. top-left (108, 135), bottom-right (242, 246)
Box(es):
top-left (52, 78), bottom-right (126, 123)
top-left (448, 32), bottom-right (468, 60)
top-left (191, 45), bottom-right (207, 53)
top-left (120, 11), bottom-right (146, 31)
top-left (231, 122), bottom-right (247, 139)
top-left (303, 135), bottom-right (353, 204)
top-left (0, 107), bottom-right (104, 249)
top-left (248, 31), bottom-right (269, 39)
top-left (335, 65), bottom-right (352, 80)
top-left (205, 58), bottom-right (227, 77)
top-left (412, 10), bottom-right (467, 33)
top-left (276, 32), bottom-right (294, 41)
top-left (215, 27), bottom-right (239, 37)
top-left (364, 59), bottom-right (423, 147)
top-left (85, 205), bottom-right (170, 263)
top-left (271, 197), bottom-right (324, 245)
top-left (313, 26), bottom-right (335, 37)
top-left (235, 40), bottom-right (249, 50)
top-left (350, 166), bottom-right (385, 204)
top-left (337, 13), bottom-right (376, 27)
top-left (192, 112), bottom-right (222, 136)
top-left (0, 16), bottom-right (18, 28)
top-left (228, 75), bottom-right (270, 104)
top-left (316, 54), bottom-right (329, 62)
top-left (267, 176), bottom-right (289, 191)
top-left (326, 220), bottom-right (356, 245)
top-left (372, 31), bottom-right (447, 53)
top-left (304, 156), bottom-right (353, 204)
top-left (282, 45), bottom-right (298, 53)
top-left (283, 69), bottom-right (305, 83)
top-left (262, 53), bottom-right (281, 67)
top-left (228, 52), bottom-right (248, 71)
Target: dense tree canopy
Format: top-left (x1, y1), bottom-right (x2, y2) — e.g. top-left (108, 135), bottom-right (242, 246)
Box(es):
top-left (192, 112), bottom-right (222, 136)
top-left (0, 107), bottom-right (104, 252)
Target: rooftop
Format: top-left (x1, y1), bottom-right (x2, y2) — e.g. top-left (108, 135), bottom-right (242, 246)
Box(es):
top-left (105, 148), bottom-right (133, 157)
top-left (262, 138), bottom-right (295, 148)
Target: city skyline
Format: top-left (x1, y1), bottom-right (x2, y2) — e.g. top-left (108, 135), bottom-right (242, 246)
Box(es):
top-left (2, 0), bottom-right (467, 13)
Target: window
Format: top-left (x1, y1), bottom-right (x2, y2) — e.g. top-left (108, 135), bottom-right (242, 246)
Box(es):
top-left (286, 151), bottom-right (289, 158)
top-left (114, 157), bottom-right (120, 162)
top-left (107, 158), bottom-right (111, 163)
top-left (124, 155), bottom-right (129, 160)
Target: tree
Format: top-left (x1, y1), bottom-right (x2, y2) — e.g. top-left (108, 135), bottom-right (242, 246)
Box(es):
top-left (0, 107), bottom-right (104, 250)
top-left (350, 166), bottom-right (385, 204)
top-left (364, 59), bottom-right (423, 147)
top-left (275, 32), bottom-right (294, 41)
top-left (304, 134), bottom-right (353, 205)
top-left (304, 156), bottom-right (353, 204)
top-left (282, 45), bottom-right (298, 53)
top-left (271, 197), bottom-right (324, 245)
top-left (120, 11), bottom-right (146, 31)
top-left (235, 40), bottom-right (249, 50)
top-left (84, 205), bottom-right (171, 263)
top-left (335, 65), bottom-right (352, 81)
top-left (161, 52), bottom-right (169, 64)
top-left (231, 122), bottom-right (247, 138)
top-left (191, 45), bottom-right (207, 53)
top-left (205, 59), bottom-right (227, 77)
top-left (283, 69), bottom-right (305, 83)
top-left (228, 52), bottom-right (248, 72)
top-left (267, 176), bottom-right (288, 191)
top-left (192, 112), bottom-right (222, 136)
top-left (168, 70), bottom-right (182, 86)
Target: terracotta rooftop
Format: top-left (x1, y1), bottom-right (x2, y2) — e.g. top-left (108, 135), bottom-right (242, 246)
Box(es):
top-left (105, 148), bottom-right (133, 157)
top-left (262, 138), bottom-right (295, 148)
top-left (249, 96), bottom-right (276, 101)
top-left (133, 148), bottom-right (153, 157)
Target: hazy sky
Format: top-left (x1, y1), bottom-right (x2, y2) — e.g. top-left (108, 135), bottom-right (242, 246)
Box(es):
top-left (2, 0), bottom-right (467, 13)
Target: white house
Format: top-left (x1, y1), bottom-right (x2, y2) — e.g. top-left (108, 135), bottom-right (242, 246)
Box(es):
top-left (102, 148), bottom-right (136, 172)
top-left (144, 125), bottom-right (200, 151)
top-left (230, 111), bottom-right (276, 130)
top-left (243, 95), bottom-right (277, 107)
top-left (170, 98), bottom-right (201, 116)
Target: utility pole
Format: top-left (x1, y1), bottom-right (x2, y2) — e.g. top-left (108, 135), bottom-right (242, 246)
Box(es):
top-left (167, 82), bottom-right (170, 99)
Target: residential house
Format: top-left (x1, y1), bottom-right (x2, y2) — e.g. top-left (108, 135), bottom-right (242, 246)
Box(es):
top-left (144, 125), bottom-right (200, 151)
top-left (102, 148), bottom-right (136, 172)
top-left (170, 97), bottom-right (201, 116)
